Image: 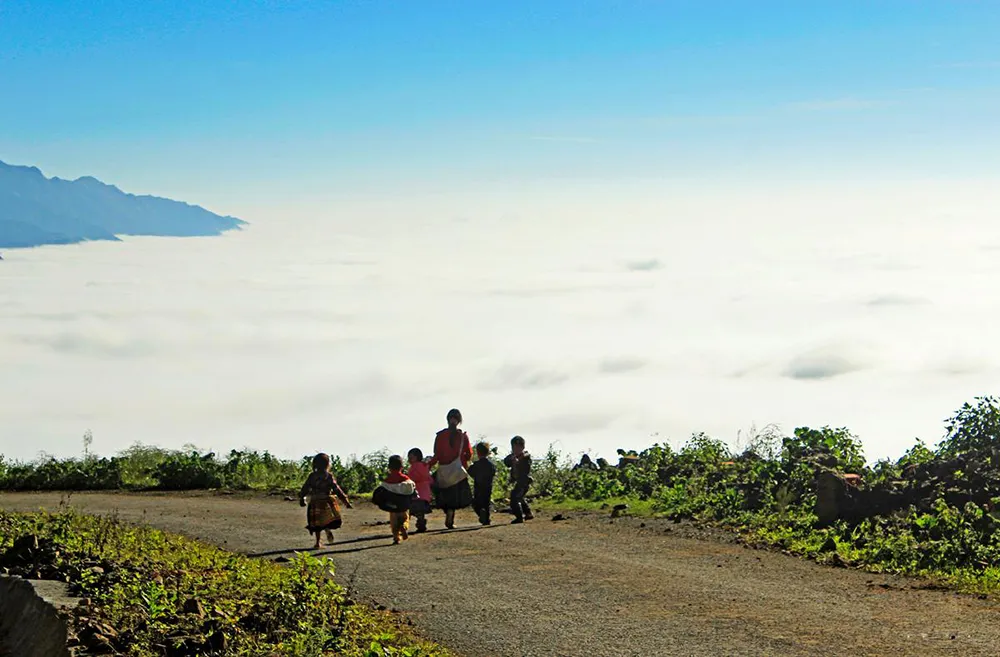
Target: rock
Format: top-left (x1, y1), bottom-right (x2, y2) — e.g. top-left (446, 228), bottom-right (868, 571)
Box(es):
top-left (830, 552), bottom-right (853, 568)
top-left (551, 514), bottom-right (567, 521)
top-left (26, 579), bottom-right (77, 611)
top-left (183, 598), bottom-right (206, 618)
top-left (207, 630), bottom-right (227, 652)
top-left (0, 575), bottom-right (71, 657)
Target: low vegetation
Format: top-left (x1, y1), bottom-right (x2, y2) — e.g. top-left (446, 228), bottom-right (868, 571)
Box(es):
top-left (5, 396), bottom-right (1000, 597)
top-left (531, 396), bottom-right (1000, 596)
top-left (0, 444), bottom-right (386, 495)
top-left (0, 509), bottom-right (446, 657)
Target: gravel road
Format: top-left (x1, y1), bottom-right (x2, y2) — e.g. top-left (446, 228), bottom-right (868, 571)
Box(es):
top-left (4, 491), bottom-right (1000, 656)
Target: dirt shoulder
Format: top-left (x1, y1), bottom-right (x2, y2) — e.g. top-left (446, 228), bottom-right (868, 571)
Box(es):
top-left (3, 491), bottom-right (1000, 657)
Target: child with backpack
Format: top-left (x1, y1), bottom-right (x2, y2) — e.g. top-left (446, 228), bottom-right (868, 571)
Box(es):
top-left (372, 454), bottom-right (417, 544)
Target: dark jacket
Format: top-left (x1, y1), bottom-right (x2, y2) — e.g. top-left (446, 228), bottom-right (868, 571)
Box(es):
top-left (371, 477), bottom-right (417, 512)
top-left (503, 452), bottom-right (532, 488)
top-left (468, 457), bottom-right (496, 501)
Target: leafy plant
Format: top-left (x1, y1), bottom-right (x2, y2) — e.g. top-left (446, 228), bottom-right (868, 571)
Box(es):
top-left (0, 510), bottom-right (448, 657)
top-left (938, 396), bottom-right (1000, 458)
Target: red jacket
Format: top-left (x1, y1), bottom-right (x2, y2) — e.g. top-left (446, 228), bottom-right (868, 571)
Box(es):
top-left (428, 428), bottom-right (472, 468)
top-left (384, 471), bottom-right (412, 484)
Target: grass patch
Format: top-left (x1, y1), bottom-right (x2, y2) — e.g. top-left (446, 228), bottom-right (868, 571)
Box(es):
top-left (0, 510), bottom-right (447, 657)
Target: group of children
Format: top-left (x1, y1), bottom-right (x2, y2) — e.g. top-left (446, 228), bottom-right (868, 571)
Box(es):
top-left (299, 436), bottom-right (534, 547)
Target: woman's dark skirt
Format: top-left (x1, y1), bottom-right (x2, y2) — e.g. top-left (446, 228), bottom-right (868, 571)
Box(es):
top-left (434, 478), bottom-right (473, 510)
top-left (410, 499), bottom-right (432, 515)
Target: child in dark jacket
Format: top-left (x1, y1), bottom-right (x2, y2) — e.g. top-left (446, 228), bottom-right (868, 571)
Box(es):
top-left (372, 454), bottom-right (417, 544)
top-left (467, 442), bottom-right (496, 525)
top-left (502, 435), bottom-right (534, 524)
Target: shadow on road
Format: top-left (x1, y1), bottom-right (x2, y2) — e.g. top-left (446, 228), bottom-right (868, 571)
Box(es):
top-left (316, 523), bottom-right (505, 555)
top-left (246, 534), bottom-right (385, 557)
top-left (246, 523), bottom-right (505, 558)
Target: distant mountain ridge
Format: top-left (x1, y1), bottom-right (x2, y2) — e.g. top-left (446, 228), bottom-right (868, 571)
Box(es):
top-left (0, 160), bottom-right (246, 248)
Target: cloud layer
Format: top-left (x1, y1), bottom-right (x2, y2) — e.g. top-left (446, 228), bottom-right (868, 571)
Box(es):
top-left (3, 182), bottom-right (1000, 463)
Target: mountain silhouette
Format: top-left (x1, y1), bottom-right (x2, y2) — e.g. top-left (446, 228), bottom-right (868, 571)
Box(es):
top-left (0, 160), bottom-right (246, 248)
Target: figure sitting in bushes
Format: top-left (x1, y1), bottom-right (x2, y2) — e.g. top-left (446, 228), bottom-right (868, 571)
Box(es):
top-left (616, 448), bottom-right (640, 469)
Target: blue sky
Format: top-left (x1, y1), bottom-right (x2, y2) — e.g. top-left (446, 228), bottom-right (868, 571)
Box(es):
top-left (1, 1), bottom-right (998, 211)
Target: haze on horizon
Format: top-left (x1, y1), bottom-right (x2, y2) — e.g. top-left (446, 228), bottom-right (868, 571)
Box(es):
top-left (2, 1), bottom-right (999, 463)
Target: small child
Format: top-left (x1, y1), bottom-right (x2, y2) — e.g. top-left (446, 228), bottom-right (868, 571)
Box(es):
top-left (502, 435), bottom-right (534, 524)
top-left (406, 448), bottom-right (433, 533)
top-left (372, 454), bottom-right (417, 544)
top-left (299, 453), bottom-right (353, 549)
top-left (467, 441), bottom-right (496, 525)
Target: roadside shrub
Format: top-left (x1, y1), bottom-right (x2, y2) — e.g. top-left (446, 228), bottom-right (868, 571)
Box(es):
top-left (222, 449), bottom-right (308, 490)
top-left (938, 396), bottom-right (1000, 458)
top-left (331, 450), bottom-right (387, 495)
top-left (0, 510), bottom-right (446, 656)
top-left (154, 451), bottom-right (225, 490)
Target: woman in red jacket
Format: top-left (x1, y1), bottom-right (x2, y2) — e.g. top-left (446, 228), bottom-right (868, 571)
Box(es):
top-left (428, 408), bottom-right (474, 528)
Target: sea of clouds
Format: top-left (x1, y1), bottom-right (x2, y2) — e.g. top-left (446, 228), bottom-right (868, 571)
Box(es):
top-left (2, 180), bottom-right (998, 463)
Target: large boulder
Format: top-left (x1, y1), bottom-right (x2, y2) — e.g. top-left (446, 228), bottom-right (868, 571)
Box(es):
top-left (814, 469), bottom-right (865, 526)
top-left (0, 575), bottom-right (70, 657)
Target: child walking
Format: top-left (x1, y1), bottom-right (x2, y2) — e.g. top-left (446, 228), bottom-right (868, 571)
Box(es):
top-left (299, 453), bottom-right (353, 549)
top-left (468, 441), bottom-right (496, 525)
top-left (406, 448), bottom-right (433, 533)
top-left (502, 435), bottom-right (534, 524)
top-left (372, 454), bottom-right (417, 544)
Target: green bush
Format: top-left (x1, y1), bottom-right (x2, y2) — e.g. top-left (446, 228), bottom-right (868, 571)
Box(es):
top-left (0, 445), bottom-right (383, 495)
top-left (330, 450), bottom-right (388, 496)
top-left (0, 510), bottom-right (446, 656)
top-left (154, 450), bottom-right (225, 490)
top-left (939, 396), bottom-right (1000, 458)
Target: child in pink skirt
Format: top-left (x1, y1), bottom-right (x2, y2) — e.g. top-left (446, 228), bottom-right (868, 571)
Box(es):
top-left (406, 448), bottom-right (433, 533)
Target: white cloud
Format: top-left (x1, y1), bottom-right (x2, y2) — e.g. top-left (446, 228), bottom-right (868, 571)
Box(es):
top-left (4, 181), bottom-right (1000, 463)
top-left (624, 258), bottom-right (662, 272)
top-left (784, 348), bottom-right (869, 381)
top-left (865, 294), bottom-right (929, 308)
top-left (598, 357), bottom-right (647, 374)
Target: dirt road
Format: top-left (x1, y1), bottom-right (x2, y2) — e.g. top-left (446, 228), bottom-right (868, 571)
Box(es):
top-left (3, 491), bottom-right (1000, 656)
